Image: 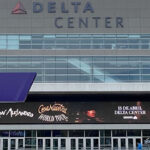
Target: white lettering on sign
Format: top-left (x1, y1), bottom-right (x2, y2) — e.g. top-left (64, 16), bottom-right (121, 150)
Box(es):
top-left (0, 108), bottom-right (34, 118)
top-left (38, 114), bottom-right (68, 122)
top-left (114, 105), bottom-right (146, 120)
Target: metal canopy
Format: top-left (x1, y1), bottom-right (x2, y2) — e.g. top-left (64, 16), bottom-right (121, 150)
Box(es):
top-left (0, 73), bottom-right (36, 102)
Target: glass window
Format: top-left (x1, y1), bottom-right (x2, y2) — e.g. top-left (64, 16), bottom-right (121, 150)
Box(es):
top-left (0, 45), bottom-right (6, 49)
top-left (25, 130), bottom-right (36, 137)
top-left (105, 138), bottom-right (111, 145)
top-left (112, 130), bottom-right (126, 137)
top-left (32, 39), bottom-right (43, 44)
top-left (32, 45), bottom-right (43, 49)
top-left (143, 130), bottom-right (150, 136)
top-left (69, 130), bottom-right (84, 137)
top-left (10, 130), bottom-right (24, 137)
top-left (100, 138), bottom-right (105, 144)
top-left (100, 130), bottom-right (111, 137)
top-left (45, 76), bottom-right (55, 82)
top-left (56, 34), bottom-right (67, 38)
top-left (68, 69), bottom-right (81, 74)
top-left (105, 130), bottom-right (111, 137)
top-left (0, 39), bottom-right (6, 45)
top-left (37, 130), bottom-right (51, 137)
top-left (0, 130), bottom-right (9, 137)
top-left (55, 63), bottom-right (67, 68)
top-left (8, 35), bottom-right (19, 40)
top-left (68, 75), bottom-right (80, 82)
top-left (52, 130), bottom-right (67, 137)
top-left (8, 45), bottom-right (19, 49)
top-left (0, 35), bottom-right (6, 40)
top-left (44, 34), bottom-right (55, 38)
top-left (8, 39), bottom-right (19, 45)
top-left (32, 34), bottom-right (43, 38)
top-left (25, 138), bottom-right (36, 148)
top-left (55, 76), bottom-right (68, 82)
top-left (19, 45), bottom-right (31, 49)
top-left (127, 130), bottom-right (141, 136)
top-left (85, 130), bottom-right (99, 137)
top-left (20, 35), bottom-right (31, 40)
top-left (0, 34), bottom-right (150, 50)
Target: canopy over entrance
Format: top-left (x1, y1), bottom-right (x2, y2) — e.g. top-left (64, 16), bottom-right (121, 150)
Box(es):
top-left (0, 73), bottom-right (36, 102)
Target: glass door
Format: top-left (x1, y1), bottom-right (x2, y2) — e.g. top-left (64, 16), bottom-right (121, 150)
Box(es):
top-left (112, 138), bottom-right (126, 149)
top-left (45, 139), bottom-right (51, 150)
top-left (128, 138), bottom-right (134, 149)
top-left (86, 138), bottom-right (91, 150)
top-left (78, 138), bottom-right (84, 150)
top-left (3, 139), bottom-right (8, 150)
top-left (70, 138), bottom-right (76, 150)
top-left (53, 139), bottom-right (58, 150)
top-left (17, 138), bottom-right (24, 149)
top-left (135, 138), bottom-right (142, 149)
top-left (92, 138), bottom-right (99, 149)
top-left (52, 138), bottom-right (66, 150)
top-left (112, 138), bottom-right (119, 149)
top-left (127, 137), bottom-right (142, 149)
top-left (120, 138), bottom-right (126, 149)
top-left (10, 139), bottom-right (16, 150)
top-left (37, 138), bottom-right (44, 150)
top-left (60, 138), bottom-right (66, 149)
top-left (70, 138), bottom-right (84, 150)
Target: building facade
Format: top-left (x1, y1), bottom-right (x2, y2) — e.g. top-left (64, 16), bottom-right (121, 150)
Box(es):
top-left (1, 0), bottom-right (150, 149)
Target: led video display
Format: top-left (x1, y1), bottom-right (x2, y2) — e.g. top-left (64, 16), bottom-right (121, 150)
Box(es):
top-left (0, 101), bottom-right (149, 124)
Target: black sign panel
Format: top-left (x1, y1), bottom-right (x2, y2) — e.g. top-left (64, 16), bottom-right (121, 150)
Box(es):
top-left (0, 101), bottom-right (150, 124)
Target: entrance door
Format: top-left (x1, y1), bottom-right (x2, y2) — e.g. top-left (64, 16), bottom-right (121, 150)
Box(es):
top-left (92, 138), bottom-right (99, 149)
top-left (37, 138), bottom-right (44, 150)
top-left (45, 139), bottom-right (51, 150)
top-left (0, 138), bottom-right (24, 150)
top-left (120, 138), bottom-right (126, 148)
top-left (3, 139), bottom-right (8, 150)
top-left (70, 138), bottom-right (99, 150)
top-left (37, 138), bottom-right (67, 150)
top-left (10, 139), bottom-right (16, 150)
top-left (112, 138), bottom-right (126, 149)
top-left (70, 138), bottom-right (84, 150)
top-left (86, 138), bottom-right (91, 150)
top-left (10, 138), bottom-right (24, 150)
top-left (17, 138), bottom-right (24, 149)
top-left (127, 137), bottom-right (142, 149)
top-left (52, 138), bottom-right (67, 150)
top-left (70, 138), bottom-right (76, 150)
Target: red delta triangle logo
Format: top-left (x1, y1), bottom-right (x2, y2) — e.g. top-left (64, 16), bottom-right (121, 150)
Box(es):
top-left (12, 1), bottom-right (27, 14)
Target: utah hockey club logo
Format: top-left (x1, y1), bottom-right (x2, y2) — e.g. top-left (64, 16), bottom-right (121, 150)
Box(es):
top-left (12, 1), bottom-right (27, 14)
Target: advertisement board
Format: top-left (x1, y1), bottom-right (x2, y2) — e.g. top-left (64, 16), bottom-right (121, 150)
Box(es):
top-left (0, 101), bottom-right (149, 124)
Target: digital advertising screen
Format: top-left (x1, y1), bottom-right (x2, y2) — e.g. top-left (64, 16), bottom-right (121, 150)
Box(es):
top-left (0, 101), bottom-right (149, 124)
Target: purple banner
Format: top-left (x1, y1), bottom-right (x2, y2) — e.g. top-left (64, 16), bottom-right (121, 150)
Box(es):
top-left (0, 73), bottom-right (36, 102)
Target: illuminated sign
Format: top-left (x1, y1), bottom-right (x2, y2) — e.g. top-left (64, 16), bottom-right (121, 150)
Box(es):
top-left (38, 103), bottom-right (67, 114)
top-left (0, 108), bottom-right (33, 118)
top-left (38, 103), bottom-right (68, 123)
top-left (114, 104), bottom-right (146, 120)
top-left (0, 101), bottom-right (149, 124)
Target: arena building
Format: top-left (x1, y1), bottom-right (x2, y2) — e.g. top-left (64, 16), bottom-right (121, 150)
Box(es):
top-left (0, 0), bottom-right (150, 149)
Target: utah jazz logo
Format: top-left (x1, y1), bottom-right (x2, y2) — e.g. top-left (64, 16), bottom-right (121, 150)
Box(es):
top-left (12, 1), bottom-right (27, 14)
